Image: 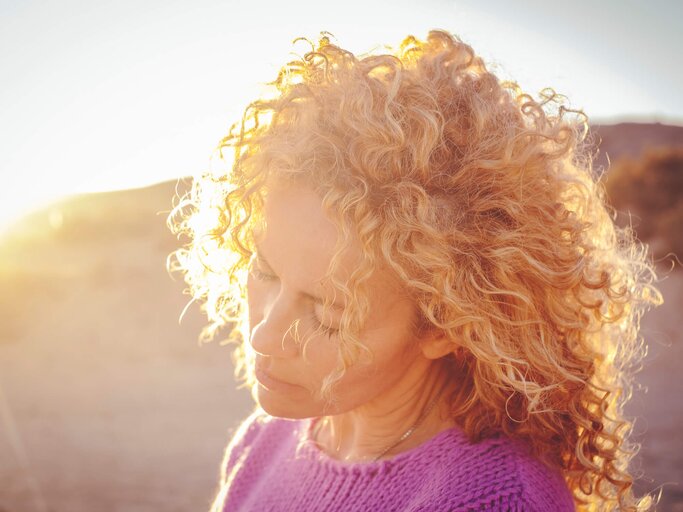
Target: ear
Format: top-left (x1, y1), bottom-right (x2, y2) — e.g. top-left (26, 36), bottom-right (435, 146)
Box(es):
top-left (418, 328), bottom-right (458, 360)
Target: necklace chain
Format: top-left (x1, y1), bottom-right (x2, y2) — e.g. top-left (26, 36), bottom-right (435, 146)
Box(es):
top-left (311, 385), bottom-right (447, 463)
top-left (371, 385), bottom-right (445, 462)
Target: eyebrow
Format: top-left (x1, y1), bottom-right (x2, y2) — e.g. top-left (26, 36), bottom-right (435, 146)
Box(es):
top-left (254, 244), bottom-right (345, 311)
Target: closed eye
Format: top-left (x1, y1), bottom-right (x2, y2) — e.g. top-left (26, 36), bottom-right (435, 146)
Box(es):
top-left (248, 257), bottom-right (339, 339)
top-left (250, 266), bottom-right (278, 282)
top-left (248, 254), bottom-right (278, 281)
top-left (308, 311), bottom-right (339, 339)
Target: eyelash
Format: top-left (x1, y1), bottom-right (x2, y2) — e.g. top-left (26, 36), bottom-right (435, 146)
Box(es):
top-left (249, 267), bottom-right (277, 282)
top-left (249, 264), bottom-right (339, 339)
top-left (308, 311), bottom-right (339, 339)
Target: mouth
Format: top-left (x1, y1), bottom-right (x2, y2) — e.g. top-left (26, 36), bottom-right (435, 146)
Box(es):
top-left (254, 365), bottom-right (300, 392)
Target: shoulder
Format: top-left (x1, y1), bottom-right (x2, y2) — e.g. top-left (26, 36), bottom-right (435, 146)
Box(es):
top-left (217, 408), bottom-right (269, 485)
top-left (217, 408), bottom-right (297, 485)
top-left (415, 429), bottom-right (575, 511)
top-left (505, 438), bottom-right (576, 511)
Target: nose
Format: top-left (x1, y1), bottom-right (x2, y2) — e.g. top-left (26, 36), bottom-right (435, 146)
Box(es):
top-left (249, 292), bottom-right (300, 358)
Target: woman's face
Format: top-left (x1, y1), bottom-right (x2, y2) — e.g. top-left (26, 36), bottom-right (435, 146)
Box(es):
top-left (246, 181), bottom-right (430, 419)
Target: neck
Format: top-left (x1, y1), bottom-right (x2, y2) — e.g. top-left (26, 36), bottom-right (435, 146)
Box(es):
top-left (312, 358), bottom-right (456, 462)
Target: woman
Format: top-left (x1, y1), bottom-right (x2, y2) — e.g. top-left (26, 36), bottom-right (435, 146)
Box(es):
top-left (168, 30), bottom-right (663, 511)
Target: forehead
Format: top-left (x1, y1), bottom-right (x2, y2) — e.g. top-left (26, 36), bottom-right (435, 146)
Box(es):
top-left (254, 182), bottom-right (407, 310)
top-left (260, 183), bottom-right (343, 258)
top-left (255, 182), bottom-right (358, 284)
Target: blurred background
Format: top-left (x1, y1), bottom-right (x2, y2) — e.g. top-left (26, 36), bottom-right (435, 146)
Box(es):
top-left (0, 0), bottom-right (681, 510)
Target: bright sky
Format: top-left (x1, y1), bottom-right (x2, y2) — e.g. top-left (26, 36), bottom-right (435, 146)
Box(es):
top-left (1, 0), bottom-right (681, 232)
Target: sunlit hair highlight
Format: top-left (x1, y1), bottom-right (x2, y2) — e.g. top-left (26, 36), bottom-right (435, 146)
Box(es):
top-left (167, 29), bottom-right (664, 511)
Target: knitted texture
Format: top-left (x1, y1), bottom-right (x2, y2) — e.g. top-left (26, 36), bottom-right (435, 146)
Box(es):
top-left (214, 410), bottom-right (576, 511)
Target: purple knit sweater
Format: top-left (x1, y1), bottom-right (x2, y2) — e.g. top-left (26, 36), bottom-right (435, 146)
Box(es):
top-left (213, 410), bottom-right (576, 511)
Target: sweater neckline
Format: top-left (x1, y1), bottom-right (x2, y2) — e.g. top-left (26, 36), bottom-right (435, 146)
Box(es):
top-left (298, 416), bottom-right (465, 474)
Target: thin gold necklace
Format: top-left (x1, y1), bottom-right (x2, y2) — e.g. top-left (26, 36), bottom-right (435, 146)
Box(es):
top-left (312, 385), bottom-right (447, 463)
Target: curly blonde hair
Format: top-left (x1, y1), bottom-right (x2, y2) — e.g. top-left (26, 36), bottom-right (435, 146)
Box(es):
top-left (167, 29), bottom-right (664, 511)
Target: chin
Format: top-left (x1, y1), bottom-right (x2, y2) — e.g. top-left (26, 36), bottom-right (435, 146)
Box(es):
top-left (254, 384), bottom-right (319, 419)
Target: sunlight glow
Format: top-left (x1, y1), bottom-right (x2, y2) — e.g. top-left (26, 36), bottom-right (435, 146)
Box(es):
top-left (0, 0), bottom-right (679, 232)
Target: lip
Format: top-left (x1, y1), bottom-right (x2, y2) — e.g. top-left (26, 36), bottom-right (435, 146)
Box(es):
top-left (254, 365), bottom-right (300, 392)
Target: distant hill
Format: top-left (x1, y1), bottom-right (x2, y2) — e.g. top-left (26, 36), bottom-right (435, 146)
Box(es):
top-left (588, 121), bottom-right (683, 172)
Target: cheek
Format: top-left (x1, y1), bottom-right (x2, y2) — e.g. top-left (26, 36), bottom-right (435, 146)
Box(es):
top-left (300, 336), bottom-right (342, 380)
top-left (350, 329), bottom-right (420, 382)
